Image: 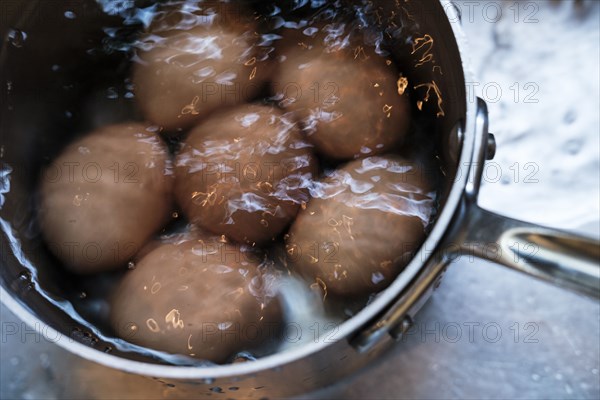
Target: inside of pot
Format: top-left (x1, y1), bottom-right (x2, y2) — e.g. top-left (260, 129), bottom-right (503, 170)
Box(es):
top-left (0, 0), bottom-right (466, 365)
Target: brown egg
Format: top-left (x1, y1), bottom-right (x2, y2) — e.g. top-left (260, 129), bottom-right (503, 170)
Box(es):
top-left (175, 104), bottom-right (318, 245)
top-left (285, 156), bottom-right (436, 296)
top-left (39, 123), bottom-right (173, 274)
top-left (132, 1), bottom-right (272, 132)
top-left (272, 25), bottom-right (411, 160)
top-left (110, 234), bottom-right (282, 363)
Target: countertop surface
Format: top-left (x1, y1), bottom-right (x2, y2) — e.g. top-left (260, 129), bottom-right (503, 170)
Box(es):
top-left (1, 1), bottom-right (599, 399)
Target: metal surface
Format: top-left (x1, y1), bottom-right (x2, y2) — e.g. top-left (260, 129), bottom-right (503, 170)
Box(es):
top-left (0, 0), bottom-right (599, 398)
top-left (456, 205), bottom-right (600, 298)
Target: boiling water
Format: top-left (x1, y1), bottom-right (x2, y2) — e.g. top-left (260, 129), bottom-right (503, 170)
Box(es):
top-left (0, 0), bottom-right (442, 365)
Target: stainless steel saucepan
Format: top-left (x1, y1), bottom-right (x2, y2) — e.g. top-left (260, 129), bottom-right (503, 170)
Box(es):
top-left (1, 0), bottom-right (598, 398)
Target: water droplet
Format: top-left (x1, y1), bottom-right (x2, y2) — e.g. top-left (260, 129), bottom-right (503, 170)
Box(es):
top-left (564, 139), bottom-right (583, 155)
top-left (104, 346), bottom-right (113, 353)
top-left (78, 291), bottom-right (87, 299)
top-left (9, 357), bottom-right (20, 366)
top-left (531, 373), bottom-right (540, 381)
top-left (7, 29), bottom-right (27, 48)
top-left (210, 387), bottom-right (224, 393)
top-left (51, 64), bottom-right (60, 72)
top-left (64, 11), bottom-right (76, 19)
top-left (563, 110), bottom-right (577, 124)
top-left (203, 378), bottom-right (215, 384)
top-left (65, 111), bottom-right (73, 118)
top-left (127, 261), bottom-right (136, 270)
top-left (555, 373), bottom-right (563, 380)
top-left (172, 212), bottom-right (179, 218)
top-left (564, 383), bottom-right (573, 395)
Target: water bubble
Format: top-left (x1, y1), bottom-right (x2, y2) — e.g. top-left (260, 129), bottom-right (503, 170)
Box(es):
top-left (64, 11), bottom-right (76, 19)
top-left (210, 387), bottom-right (224, 393)
top-left (203, 378), bottom-right (215, 384)
top-left (531, 373), bottom-right (540, 381)
top-left (9, 357), bottom-right (20, 366)
top-left (563, 110), bottom-right (577, 124)
top-left (7, 29), bottom-right (27, 48)
top-left (18, 270), bottom-right (32, 281)
top-left (106, 87), bottom-right (118, 99)
top-left (78, 291), bottom-right (87, 299)
top-left (13, 271), bottom-right (34, 293)
top-left (71, 327), bottom-right (84, 339)
top-left (51, 64), bottom-right (60, 72)
top-left (127, 261), bottom-right (136, 270)
top-left (303, 27), bottom-right (319, 36)
top-left (228, 387), bottom-right (239, 391)
top-left (564, 139), bottom-right (583, 155)
top-left (371, 271), bottom-right (385, 284)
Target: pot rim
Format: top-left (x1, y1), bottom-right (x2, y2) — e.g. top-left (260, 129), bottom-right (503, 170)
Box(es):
top-left (0, 0), bottom-right (479, 379)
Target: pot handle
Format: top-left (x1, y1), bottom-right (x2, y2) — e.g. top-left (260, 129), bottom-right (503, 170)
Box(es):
top-left (460, 98), bottom-right (599, 298)
top-left (456, 203), bottom-right (600, 298)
